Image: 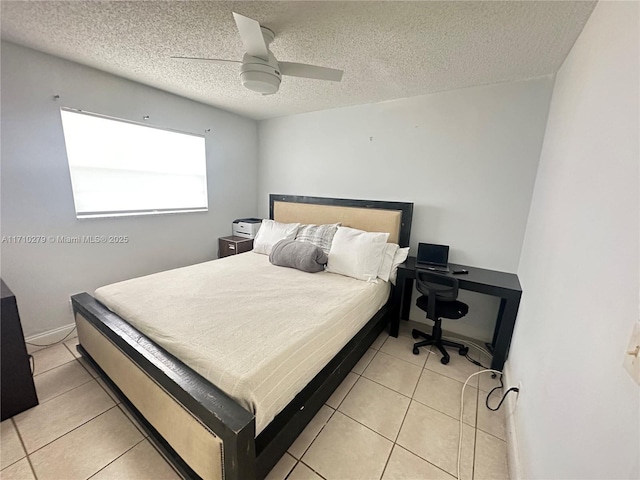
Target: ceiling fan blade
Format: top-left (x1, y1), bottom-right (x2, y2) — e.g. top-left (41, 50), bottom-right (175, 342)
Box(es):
top-left (171, 56), bottom-right (241, 65)
top-left (232, 12), bottom-right (269, 60)
top-left (279, 62), bottom-right (344, 82)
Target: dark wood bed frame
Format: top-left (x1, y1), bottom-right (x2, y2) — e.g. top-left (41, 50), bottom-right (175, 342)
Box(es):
top-left (71, 194), bottom-right (413, 480)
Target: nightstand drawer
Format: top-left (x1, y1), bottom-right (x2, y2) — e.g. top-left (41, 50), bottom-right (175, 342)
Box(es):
top-left (218, 236), bottom-right (254, 258)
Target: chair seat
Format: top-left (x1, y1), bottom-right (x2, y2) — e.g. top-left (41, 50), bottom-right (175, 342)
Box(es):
top-left (416, 295), bottom-right (469, 319)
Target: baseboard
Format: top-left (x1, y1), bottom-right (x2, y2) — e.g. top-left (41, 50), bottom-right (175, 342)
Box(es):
top-left (25, 323), bottom-right (77, 353)
top-left (503, 361), bottom-right (523, 480)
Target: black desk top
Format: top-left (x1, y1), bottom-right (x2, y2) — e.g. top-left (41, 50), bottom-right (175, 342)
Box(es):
top-left (400, 257), bottom-right (522, 295)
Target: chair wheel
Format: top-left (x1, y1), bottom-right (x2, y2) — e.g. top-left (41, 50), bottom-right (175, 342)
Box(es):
top-left (440, 356), bottom-right (450, 365)
top-left (413, 347), bottom-right (420, 355)
top-left (459, 347), bottom-right (469, 356)
top-left (411, 329), bottom-right (419, 339)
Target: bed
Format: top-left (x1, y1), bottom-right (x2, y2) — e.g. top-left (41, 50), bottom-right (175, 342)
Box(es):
top-left (71, 194), bottom-right (413, 480)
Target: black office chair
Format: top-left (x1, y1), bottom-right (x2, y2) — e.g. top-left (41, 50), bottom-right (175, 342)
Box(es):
top-left (412, 270), bottom-right (469, 365)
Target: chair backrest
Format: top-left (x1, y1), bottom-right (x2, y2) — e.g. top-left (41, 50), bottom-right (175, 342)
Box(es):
top-left (415, 270), bottom-right (459, 302)
top-left (415, 270), bottom-right (460, 321)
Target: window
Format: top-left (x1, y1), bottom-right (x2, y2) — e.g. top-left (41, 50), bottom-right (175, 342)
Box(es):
top-left (60, 108), bottom-right (207, 218)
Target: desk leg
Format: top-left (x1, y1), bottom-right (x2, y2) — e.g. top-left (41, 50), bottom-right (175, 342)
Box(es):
top-left (486, 299), bottom-right (507, 354)
top-left (490, 295), bottom-right (521, 372)
top-left (401, 278), bottom-right (413, 321)
top-left (389, 268), bottom-right (413, 337)
top-left (390, 273), bottom-right (413, 338)
top-left (390, 273), bottom-right (404, 337)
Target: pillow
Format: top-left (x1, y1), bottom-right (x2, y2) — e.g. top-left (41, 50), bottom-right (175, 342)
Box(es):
top-left (389, 247), bottom-right (410, 285)
top-left (326, 226), bottom-right (389, 282)
top-left (253, 219), bottom-right (300, 255)
top-left (269, 239), bottom-right (328, 273)
top-left (295, 223), bottom-right (340, 254)
top-left (377, 243), bottom-right (400, 282)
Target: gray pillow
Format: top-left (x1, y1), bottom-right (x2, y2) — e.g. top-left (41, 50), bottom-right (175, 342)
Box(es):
top-left (269, 239), bottom-right (328, 273)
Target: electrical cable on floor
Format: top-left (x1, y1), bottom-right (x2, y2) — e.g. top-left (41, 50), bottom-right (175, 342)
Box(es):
top-left (439, 334), bottom-right (491, 368)
top-left (442, 335), bottom-right (493, 358)
top-left (486, 375), bottom-right (519, 412)
top-left (458, 369), bottom-right (502, 480)
top-left (29, 354), bottom-right (34, 376)
top-left (26, 326), bottom-right (77, 347)
top-left (464, 353), bottom-right (489, 369)
top-left (457, 369), bottom-right (520, 480)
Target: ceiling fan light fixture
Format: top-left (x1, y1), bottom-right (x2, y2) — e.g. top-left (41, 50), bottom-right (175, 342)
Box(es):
top-left (172, 12), bottom-right (343, 95)
top-left (240, 61), bottom-right (281, 94)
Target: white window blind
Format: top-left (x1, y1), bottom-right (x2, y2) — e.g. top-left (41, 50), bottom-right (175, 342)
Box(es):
top-left (60, 108), bottom-right (208, 218)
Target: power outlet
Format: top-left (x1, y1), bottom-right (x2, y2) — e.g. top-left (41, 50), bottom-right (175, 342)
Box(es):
top-left (623, 322), bottom-right (640, 386)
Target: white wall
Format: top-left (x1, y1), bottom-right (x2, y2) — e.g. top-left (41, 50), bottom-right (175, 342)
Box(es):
top-left (1, 42), bottom-right (259, 338)
top-left (258, 78), bottom-right (554, 340)
top-left (508, 2), bottom-right (639, 478)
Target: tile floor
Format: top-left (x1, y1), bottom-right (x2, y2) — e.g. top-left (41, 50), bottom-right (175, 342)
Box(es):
top-left (1, 323), bottom-right (509, 480)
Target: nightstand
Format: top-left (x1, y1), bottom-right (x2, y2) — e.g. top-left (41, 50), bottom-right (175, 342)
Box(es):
top-left (218, 236), bottom-right (254, 258)
top-left (1, 279), bottom-right (39, 420)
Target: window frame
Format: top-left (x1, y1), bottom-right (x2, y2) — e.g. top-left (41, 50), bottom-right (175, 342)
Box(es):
top-left (60, 107), bottom-right (209, 219)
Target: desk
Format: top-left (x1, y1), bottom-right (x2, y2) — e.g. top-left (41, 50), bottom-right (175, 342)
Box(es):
top-left (391, 257), bottom-right (522, 371)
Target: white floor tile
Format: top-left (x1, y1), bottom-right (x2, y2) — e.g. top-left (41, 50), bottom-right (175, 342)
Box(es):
top-left (90, 439), bottom-right (180, 480)
top-left (474, 429), bottom-right (509, 480)
top-left (264, 453), bottom-right (296, 480)
top-left (302, 411), bottom-right (393, 480)
top-left (371, 331), bottom-right (389, 350)
top-left (63, 339), bottom-right (82, 359)
top-left (382, 445), bottom-right (455, 480)
top-left (413, 369), bottom-right (478, 426)
top-left (477, 402), bottom-right (506, 441)
top-left (0, 457), bottom-right (35, 480)
top-left (352, 348), bottom-right (376, 375)
top-left (425, 348), bottom-right (480, 387)
top-left (14, 381), bottom-right (115, 453)
top-left (0, 421), bottom-right (25, 470)
top-left (397, 401), bottom-right (475, 480)
top-left (31, 344), bottom-right (74, 376)
top-left (339, 377), bottom-right (410, 441)
top-left (379, 334), bottom-right (429, 367)
top-left (33, 360), bottom-right (92, 404)
top-left (29, 407), bottom-right (143, 480)
top-left (287, 462), bottom-right (324, 480)
top-left (362, 351), bottom-right (422, 397)
top-left (288, 405), bottom-right (334, 459)
top-left (326, 372), bottom-right (358, 409)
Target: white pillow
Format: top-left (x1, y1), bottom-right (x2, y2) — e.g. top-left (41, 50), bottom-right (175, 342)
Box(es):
top-left (326, 226), bottom-right (389, 282)
top-left (252, 219), bottom-right (300, 255)
top-left (377, 243), bottom-right (400, 282)
top-left (389, 247), bottom-right (410, 285)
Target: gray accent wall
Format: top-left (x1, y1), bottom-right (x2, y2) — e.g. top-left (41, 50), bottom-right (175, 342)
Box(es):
top-left (1, 42), bottom-right (259, 338)
top-left (257, 77), bottom-right (554, 341)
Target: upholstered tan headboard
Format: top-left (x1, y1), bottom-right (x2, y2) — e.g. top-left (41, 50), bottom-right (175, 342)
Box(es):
top-left (270, 195), bottom-right (413, 247)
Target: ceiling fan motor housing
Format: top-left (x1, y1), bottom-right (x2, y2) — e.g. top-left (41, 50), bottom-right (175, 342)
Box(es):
top-left (240, 52), bottom-right (281, 94)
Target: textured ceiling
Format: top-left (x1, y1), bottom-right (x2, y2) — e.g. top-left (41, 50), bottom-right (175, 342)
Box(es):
top-left (1, 1), bottom-right (596, 120)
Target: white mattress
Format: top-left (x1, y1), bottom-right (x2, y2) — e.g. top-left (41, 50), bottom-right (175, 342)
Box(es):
top-left (94, 252), bottom-right (390, 434)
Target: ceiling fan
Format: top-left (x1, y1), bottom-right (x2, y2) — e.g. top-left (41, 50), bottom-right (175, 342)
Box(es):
top-left (172, 12), bottom-right (344, 95)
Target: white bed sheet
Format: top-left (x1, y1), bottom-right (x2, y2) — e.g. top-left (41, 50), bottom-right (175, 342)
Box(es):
top-left (94, 252), bottom-right (390, 434)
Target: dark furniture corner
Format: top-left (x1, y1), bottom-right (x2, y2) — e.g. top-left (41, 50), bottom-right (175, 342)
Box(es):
top-left (1, 279), bottom-right (38, 420)
top-left (411, 270), bottom-right (470, 365)
top-left (391, 256), bottom-right (522, 371)
top-left (219, 235), bottom-right (254, 258)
